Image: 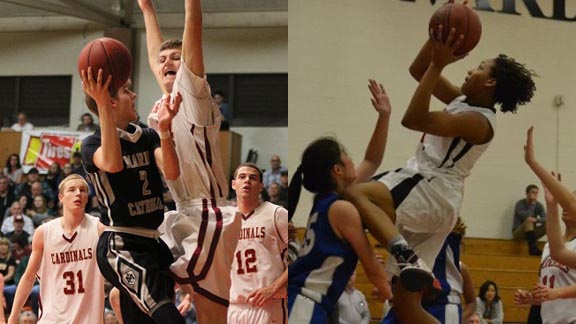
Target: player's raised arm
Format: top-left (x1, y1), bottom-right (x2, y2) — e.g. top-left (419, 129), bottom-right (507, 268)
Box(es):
top-left (356, 79), bottom-right (392, 183)
top-left (153, 93), bottom-right (182, 180)
top-left (182, 0), bottom-right (205, 77)
top-left (8, 227), bottom-right (44, 324)
top-left (81, 68), bottom-right (123, 173)
top-left (138, 0), bottom-right (167, 94)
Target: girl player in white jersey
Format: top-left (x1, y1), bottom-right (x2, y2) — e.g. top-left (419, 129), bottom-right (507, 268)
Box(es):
top-left (8, 175), bottom-right (104, 324)
top-left (344, 20), bottom-right (536, 324)
top-left (228, 163), bottom-right (288, 324)
top-left (138, 0), bottom-right (241, 322)
top-left (522, 130), bottom-right (576, 323)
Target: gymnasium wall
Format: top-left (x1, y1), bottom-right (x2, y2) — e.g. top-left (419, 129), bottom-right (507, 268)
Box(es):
top-left (0, 26), bottom-right (287, 174)
top-left (289, 0), bottom-right (576, 238)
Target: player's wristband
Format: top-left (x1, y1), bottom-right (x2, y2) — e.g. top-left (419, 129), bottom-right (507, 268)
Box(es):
top-left (159, 130), bottom-right (171, 140)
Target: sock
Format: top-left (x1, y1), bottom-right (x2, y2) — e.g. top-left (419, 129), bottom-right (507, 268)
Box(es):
top-left (387, 234), bottom-right (408, 252)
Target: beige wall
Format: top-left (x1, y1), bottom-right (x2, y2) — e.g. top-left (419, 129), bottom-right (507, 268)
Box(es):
top-left (289, 0), bottom-right (576, 238)
top-left (0, 26), bottom-right (287, 171)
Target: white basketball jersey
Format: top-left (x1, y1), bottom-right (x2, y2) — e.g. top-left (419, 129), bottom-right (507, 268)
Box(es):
top-left (37, 215), bottom-right (104, 324)
top-left (407, 96), bottom-right (496, 182)
top-left (148, 60), bottom-right (228, 203)
top-left (230, 202), bottom-right (288, 304)
top-left (540, 240), bottom-right (576, 324)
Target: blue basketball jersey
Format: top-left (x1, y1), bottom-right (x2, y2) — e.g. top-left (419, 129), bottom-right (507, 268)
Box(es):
top-left (288, 193), bottom-right (358, 319)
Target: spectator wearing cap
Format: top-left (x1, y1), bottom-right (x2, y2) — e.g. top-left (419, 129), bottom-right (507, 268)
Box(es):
top-left (1, 202), bottom-right (34, 237)
top-left (6, 213), bottom-right (31, 244)
top-left (15, 168), bottom-right (39, 198)
top-left (10, 113), bottom-right (34, 132)
top-left (263, 155), bottom-right (288, 189)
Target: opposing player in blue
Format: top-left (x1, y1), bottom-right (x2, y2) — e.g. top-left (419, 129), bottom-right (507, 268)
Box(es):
top-left (288, 80), bottom-right (393, 323)
top-left (80, 64), bottom-right (184, 323)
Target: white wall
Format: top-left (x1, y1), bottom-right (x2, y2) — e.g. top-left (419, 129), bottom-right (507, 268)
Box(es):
top-left (0, 26), bottom-right (287, 174)
top-left (289, 0), bottom-right (576, 238)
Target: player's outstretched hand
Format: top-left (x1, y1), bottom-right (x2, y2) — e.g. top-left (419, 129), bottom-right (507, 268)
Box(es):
top-left (157, 92), bottom-right (183, 133)
top-left (524, 126), bottom-right (536, 166)
top-left (137, 0), bottom-right (155, 11)
top-left (532, 283), bottom-right (559, 303)
top-left (514, 288), bottom-right (536, 305)
top-left (429, 26), bottom-right (467, 68)
top-left (80, 67), bottom-right (113, 111)
top-left (368, 79), bottom-right (391, 118)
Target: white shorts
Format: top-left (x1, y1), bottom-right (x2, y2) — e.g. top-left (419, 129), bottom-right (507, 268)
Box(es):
top-left (227, 299), bottom-right (288, 324)
top-left (378, 168), bottom-right (461, 275)
top-left (160, 198), bottom-right (241, 305)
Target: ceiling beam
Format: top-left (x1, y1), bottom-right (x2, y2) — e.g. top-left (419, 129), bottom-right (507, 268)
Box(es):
top-left (59, 0), bottom-right (125, 26)
top-left (0, 0), bottom-right (121, 26)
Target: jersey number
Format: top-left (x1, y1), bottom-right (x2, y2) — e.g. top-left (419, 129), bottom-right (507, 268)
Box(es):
top-left (140, 170), bottom-right (151, 196)
top-left (300, 212), bottom-right (318, 256)
top-left (542, 275), bottom-right (556, 288)
top-left (235, 249), bottom-right (257, 274)
top-left (63, 270), bottom-right (85, 295)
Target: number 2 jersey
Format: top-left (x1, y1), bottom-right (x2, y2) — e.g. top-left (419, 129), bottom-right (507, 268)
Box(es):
top-left (539, 239), bottom-right (576, 324)
top-left (37, 215), bottom-right (104, 324)
top-left (81, 124), bottom-right (165, 229)
top-left (229, 202), bottom-right (288, 304)
top-left (288, 193), bottom-right (358, 315)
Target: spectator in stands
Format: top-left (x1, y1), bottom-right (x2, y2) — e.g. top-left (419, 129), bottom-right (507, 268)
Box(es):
top-left (58, 163), bottom-right (74, 188)
top-left (476, 280), bottom-right (503, 324)
top-left (44, 162), bottom-right (62, 201)
top-left (513, 184), bottom-right (546, 255)
top-left (18, 310), bottom-right (37, 324)
top-left (13, 195), bottom-right (31, 219)
top-left (337, 271), bottom-right (370, 324)
top-left (468, 313), bottom-right (481, 324)
top-left (279, 170), bottom-right (288, 202)
top-left (6, 215), bottom-right (30, 246)
top-left (70, 152), bottom-right (86, 177)
top-left (0, 238), bottom-right (16, 285)
top-left (76, 113), bottom-right (99, 132)
top-left (4, 237), bottom-right (38, 315)
top-left (287, 221), bottom-right (299, 266)
top-left (2, 202), bottom-right (34, 237)
top-left (26, 196), bottom-right (51, 227)
top-left (0, 175), bottom-right (15, 222)
top-left (263, 155), bottom-right (287, 189)
top-left (104, 310), bottom-right (119, 324)
top-left (29, 181), bottom-right (53, 209)
top-left (213, 90), bottom-right (232, 124)
top-left (267, 182), bottom-right (287, 208)
top-left (10, 113), bottom-right (34, 132)
top-left (15, 169), bottom-right (43, 198)
top-left (4, 154), bottom-right (23, 187)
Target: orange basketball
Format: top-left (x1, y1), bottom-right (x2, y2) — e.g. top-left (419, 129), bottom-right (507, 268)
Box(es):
top-left (429, 3), bottom-right (482, 55)
top-left (77, 37), bottom-right (132, 94)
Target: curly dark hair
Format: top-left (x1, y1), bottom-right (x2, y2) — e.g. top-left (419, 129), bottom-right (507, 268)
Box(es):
top-left (491, 54), bottom-right (537, 113)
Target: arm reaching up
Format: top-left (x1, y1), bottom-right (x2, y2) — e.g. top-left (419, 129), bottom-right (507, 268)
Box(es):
top-left (356, 79), bottom-right (392, 183)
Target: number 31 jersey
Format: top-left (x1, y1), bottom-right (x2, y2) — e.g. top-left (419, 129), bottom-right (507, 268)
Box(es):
top-left (540, 239), bottom-right (576, 324)
top-left (37, 215), bottom-right (104, 324)
top-left (229, 202), bottom-right (288, 304)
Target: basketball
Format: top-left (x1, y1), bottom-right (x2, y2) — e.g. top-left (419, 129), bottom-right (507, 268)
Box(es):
top-left (77, 37), bottom-right (132, 93)
top-left (428, 3), bottom-right (482, 55)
